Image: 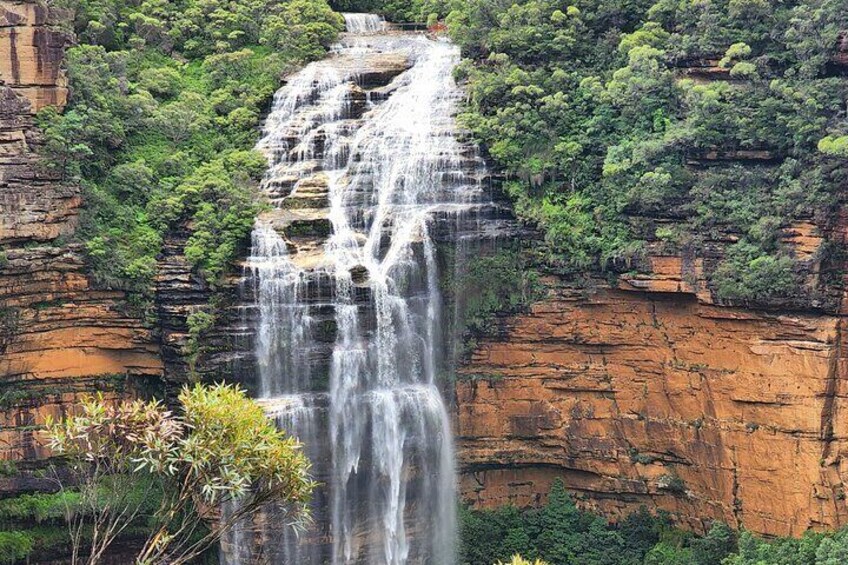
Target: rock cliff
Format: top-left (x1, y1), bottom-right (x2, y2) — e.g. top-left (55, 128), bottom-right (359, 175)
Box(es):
top-left (0, 0), bottom-right (162, 482)
top-left (455, 191), bottom-right (848, 537)
top-left (2, 0), bottom-right (848, 545)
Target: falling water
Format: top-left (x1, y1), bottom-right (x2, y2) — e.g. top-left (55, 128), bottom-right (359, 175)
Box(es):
top-left (227, 14), bottom-right (502, 565)
top-left (340, 13), bottom-right (386, 34)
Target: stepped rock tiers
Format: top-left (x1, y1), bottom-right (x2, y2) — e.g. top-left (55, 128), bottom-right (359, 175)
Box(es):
top-left (455, 149), bottom-right (848, 536)
top-left (1, 0), bottom-right (848, 552)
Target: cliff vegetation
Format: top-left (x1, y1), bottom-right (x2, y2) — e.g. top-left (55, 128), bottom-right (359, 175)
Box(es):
top-left (38, 0), bottom-right (344, 305)
top-left (460, 480), bottom-right (848, 565)
top-left (361, 0), bottom-right (848, 307)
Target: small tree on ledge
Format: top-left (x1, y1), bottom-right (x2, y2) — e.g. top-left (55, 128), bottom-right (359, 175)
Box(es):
top-left (46, 382), bottom-right (315, 565)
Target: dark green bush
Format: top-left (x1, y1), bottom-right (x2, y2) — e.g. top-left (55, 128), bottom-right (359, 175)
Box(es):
top-left (0, 531), bottom-right (34, 564)
top-left (713, 242), bottom-right (799, 302)
top-left (458, 479), bottom-right (737, 565)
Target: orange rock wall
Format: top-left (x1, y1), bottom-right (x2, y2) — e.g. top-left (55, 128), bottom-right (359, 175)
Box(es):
top-left (0, 0), bottom-right (846, 544)
top-left (0, 0), bottom-right (67, 111)
top-left (456, 282), bottom-right (848, 537)
top-left (0, 0), bottom-right (162, 474)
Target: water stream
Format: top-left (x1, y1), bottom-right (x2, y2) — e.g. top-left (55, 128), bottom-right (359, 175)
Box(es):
top-left (225, 14), bottom-right (499, 564)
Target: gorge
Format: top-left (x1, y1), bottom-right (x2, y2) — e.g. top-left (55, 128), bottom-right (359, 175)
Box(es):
top-left (1, 0), bottom-right (848, 564)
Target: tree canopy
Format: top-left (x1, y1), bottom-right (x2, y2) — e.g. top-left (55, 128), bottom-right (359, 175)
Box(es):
top-left (39, 0), bottom-right (343, 305)
top-left (417, 0), bottom-right (848, 305)
top-left (45, 383), bottom-right (314, 565)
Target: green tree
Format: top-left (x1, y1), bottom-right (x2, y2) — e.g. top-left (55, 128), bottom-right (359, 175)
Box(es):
top-left (46, 383), bottom-right (315, 565)
top-left (439, 0), bottom-right (846, 303)
top-left (38, 0), bottom-right (343, 300)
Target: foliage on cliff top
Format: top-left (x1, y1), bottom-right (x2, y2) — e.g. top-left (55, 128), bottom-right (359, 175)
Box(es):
top-left (418, 0), bottom-right (848, 306)
top-left (39, 0), bottom-right (344, 298)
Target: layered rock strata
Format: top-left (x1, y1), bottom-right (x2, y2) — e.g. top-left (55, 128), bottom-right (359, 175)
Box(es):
top-left (455, 162), bottom-right (848, 539)
top-left (0, 0), bottom-right (162, 476)
top-left (454, 43), bottom-right (848, 538)
top-left (2, 0), bottom-right (848, 546)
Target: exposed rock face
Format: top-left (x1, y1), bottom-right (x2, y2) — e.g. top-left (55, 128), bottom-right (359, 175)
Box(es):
top-left (152, 228), bottom-right (259, 397)
top-left (456, 262), bottom-right (848, 537)
top-left (453, 45), bottom-right (848, 538)
top-left (1, 0), bottom-right (847, 548)
top-left (0, 0), bottom-right (68, 112)
top-left (0, 0), bottom-right (162, 473)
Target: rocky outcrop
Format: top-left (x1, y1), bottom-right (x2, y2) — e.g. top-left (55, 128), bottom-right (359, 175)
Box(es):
top-left (153, 230), bottom-right (251, 388)
top-left (0, 0), bottom-right (162, 472)
top-left (0, 0), bottom-right (68, 112)
top-left (454, 47), bottom-right (848, 535)
top-left (1, 0), bottom-right (847, 547)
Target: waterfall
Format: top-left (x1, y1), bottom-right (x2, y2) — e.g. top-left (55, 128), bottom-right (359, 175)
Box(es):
top-left (341, 13), bottom-right (386, 34)
top-left (227, 15), bottom-right (502, 565)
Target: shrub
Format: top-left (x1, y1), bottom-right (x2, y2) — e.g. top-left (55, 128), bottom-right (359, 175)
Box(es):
top-left (713, 242), bottom-right (799, 302)
top-left (0, 531), bottom-right (34, 564)
top-left (46, 383), bottom-right (315, 565)
top-left (496, 556), bottom-right (549, 565)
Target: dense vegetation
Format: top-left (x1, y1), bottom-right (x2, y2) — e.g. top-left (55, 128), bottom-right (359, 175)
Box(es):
top-left (48, 0), bottom-right (848, 309)
top-left (360, 0), bottom-right (848, 305)
top-left (40, 0), bottom-right (343, 307)
top-left (448, 246), bottom-right (544, 357)
top-left (30, 1), bottom-right (848, 561)
top-left (460, 480), bottom-right (848, 565)
top-left (0, 487), bottom-right (154, 563)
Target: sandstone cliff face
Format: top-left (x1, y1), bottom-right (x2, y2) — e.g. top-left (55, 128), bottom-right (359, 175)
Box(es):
top-left (0, 0), bottom-right (162, 478)
top-left (456, 251), bottom-right (848, 537)
top-left (0, 1), bottom-right (67, 112)
top-left (1, 0), bottom-right (847, 546)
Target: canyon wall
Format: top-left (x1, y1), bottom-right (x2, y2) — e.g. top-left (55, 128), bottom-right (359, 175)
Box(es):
top-left (456, 214), bottom-right (848, 537)
top-left (0, 0), bottom-right (162, 483)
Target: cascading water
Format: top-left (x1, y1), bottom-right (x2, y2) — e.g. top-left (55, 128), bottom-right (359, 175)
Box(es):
top-left (225, 14), bottom-right (504, 565)
top-left (340, 13), bottom-right (386, 34)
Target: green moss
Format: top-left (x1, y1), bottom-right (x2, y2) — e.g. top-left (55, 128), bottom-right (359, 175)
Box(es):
top-left (0, 460), bottom-right (17, 477)
top-left (285, 219), bottom-right (333, 238)
top-left (657, 473), bottom-right (687, 495)
top-left (0, 306), bottom-right (19, 355)
top-left (0, 374), bottom-right (131, 411)
top-left (31, 299), bottom-right (69, 310)
top-left (456, 372), bottom-right (505, 383)
top-left (456, 247), bottom-right (544, 345)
